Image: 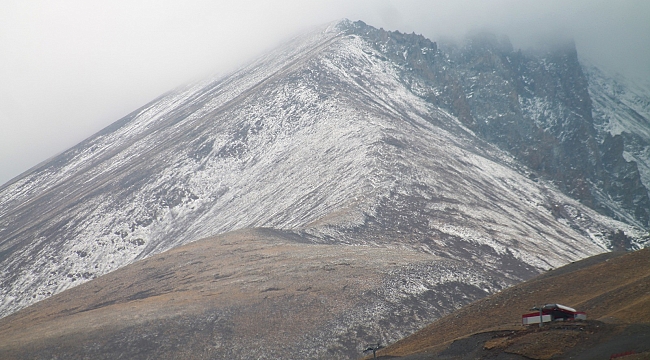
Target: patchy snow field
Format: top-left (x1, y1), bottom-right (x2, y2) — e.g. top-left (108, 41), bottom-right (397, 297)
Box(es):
top-left (0, 20), bottom-right (646, 321)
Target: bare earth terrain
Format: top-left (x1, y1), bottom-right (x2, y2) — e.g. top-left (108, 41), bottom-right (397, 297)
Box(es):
top-left (0, 228), bottom-right (499, 359)
top-left (376, 248), bottom-right (650, 359)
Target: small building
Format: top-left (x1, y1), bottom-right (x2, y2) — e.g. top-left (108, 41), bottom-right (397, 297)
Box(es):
top-left (522, 304), bottom-right (586, 325)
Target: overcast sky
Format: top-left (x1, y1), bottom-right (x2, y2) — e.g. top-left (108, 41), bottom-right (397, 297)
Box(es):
top-left (1, 0), bottom-right (649, 186)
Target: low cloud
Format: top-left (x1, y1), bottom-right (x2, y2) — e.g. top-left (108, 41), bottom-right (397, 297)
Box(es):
top-left (1, 0), bottom-right (648, 185)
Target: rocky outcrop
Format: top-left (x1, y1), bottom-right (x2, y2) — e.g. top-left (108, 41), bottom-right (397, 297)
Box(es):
top-left (347, 21), bottom-right (650, 227)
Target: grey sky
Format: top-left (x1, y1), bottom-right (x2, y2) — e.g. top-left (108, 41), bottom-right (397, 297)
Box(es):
top-left (1, 0), bottom-right (649, 186)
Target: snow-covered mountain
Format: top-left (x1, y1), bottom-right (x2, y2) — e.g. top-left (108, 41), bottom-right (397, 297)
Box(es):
top-left (0, 20), bottom-right (648, 354)
top-left (401, 31), bottom-right (650, 228)
top-left (586, 63), bottom-right (650, 208)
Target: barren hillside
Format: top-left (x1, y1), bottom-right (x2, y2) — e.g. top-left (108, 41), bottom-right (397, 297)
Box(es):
top-left (377, 248), bottom-right (650, 359)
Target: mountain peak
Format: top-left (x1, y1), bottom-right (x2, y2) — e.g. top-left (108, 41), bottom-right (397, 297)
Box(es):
top-left (0, 19), bottom-right (648, 358)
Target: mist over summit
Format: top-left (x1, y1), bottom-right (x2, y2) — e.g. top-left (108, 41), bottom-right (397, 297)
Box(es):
top-left (0, 19), bottom-right (648, 359)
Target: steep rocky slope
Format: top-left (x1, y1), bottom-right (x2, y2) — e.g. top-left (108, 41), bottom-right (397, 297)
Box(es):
top-left (346, 24), bottom-right (650, 227)
top-left (0, 20), bottom-right (648, 357)
top-left (587, 64), bottom-right (650, 217)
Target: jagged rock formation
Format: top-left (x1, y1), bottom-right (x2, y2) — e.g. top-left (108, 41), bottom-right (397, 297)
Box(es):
top-left (346, 23), bottom-right (650, 226)
top-left (586, 63), bottom-right (650, 223)
top-left (0, 19), bottom-right (648, 358)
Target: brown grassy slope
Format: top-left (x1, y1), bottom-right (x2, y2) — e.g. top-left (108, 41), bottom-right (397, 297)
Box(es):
top-left (0, 228), bottom-right (443, 359)
top-left (380, 248), bottom-right (650, 357)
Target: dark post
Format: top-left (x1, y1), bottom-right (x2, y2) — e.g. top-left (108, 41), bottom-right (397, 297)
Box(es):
top-left (531, 305), bottom-right (543, 328)
top-left (363, 342), bottom-right (384, 359)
